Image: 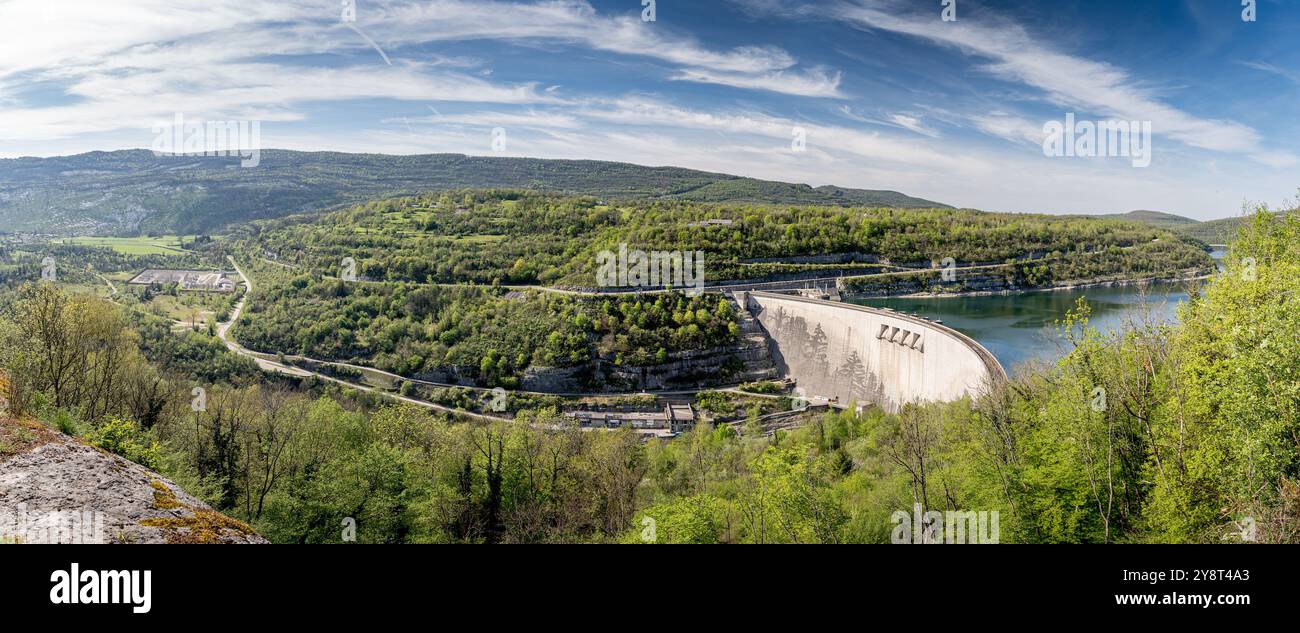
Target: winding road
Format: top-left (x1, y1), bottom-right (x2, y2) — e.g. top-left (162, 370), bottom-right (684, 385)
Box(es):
top-left (218, 257), bottom-right (509, 421)
top-left (259, 243), bottom-right (1155, 298)
top-left (217, 257), bottom-right (787, 422)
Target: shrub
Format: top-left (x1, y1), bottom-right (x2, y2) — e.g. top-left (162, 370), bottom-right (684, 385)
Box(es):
top-left (85, 418), bottom-right (161, 470)
top-left (46, 409), bottom-right (80, 436)
top-left (739, 380), bottom-right (783, 394)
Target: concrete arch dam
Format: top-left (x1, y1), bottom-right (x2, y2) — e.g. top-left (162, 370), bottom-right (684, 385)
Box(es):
top-left (740, 291), bottom-right (1006, 413)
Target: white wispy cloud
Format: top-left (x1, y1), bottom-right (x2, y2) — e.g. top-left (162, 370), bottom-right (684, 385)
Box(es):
top-left (970, 113), bottom-right (1044, 146)
top-left (1250, 151), bottom-right (1299, 168)
top-left (831, 0), bottom-right (1273, 158)
top-left (0, 0), bottom-right (842, 145)
top-left (1241, 61), bottom-right (1300, 86)
top-left (383, 2), bottom-right (790, 71)
top-left (392, 109), bottom-right (583, 130)
top-left (398, 95), bottom-right (989, 175)
top-left (1, 61), bottom-right (557, 142)
top-left (886, 114), bottom-right (938, 138)
top-left (836, 106), bottom-right (939, 138)
top-left (670, 67), bottom-right (844, 99)
top-left (334, 0), bottom-right (843, 96)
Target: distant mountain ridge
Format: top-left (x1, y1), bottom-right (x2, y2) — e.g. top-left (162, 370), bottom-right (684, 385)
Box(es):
top-left (1179, 216), bottom-right (1247, 244)
top-left (0, 150), bottom-right (950, 235)
top-left (1088, 210), bottom-right (1243, 244)
top-left (1093, 210), bottom-right (1201, 230)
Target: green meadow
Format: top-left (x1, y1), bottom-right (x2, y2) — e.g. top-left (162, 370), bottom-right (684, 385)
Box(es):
top-left (52, 235), bottom-right (204, 255)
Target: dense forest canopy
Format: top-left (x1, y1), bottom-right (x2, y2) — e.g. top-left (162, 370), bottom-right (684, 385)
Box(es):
top-left (232, 265), bottom-right (739, 384)
top-left (235, 190), bottom-right (1213, 287)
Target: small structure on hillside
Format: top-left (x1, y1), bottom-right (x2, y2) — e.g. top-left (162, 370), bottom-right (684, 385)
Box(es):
top-left (665, 403), bottom-right (695, 433)
top-left (567, 403), bottom-right (696, 434)
top-left (795, 286), bottom-right (841, 302)
top-left (129, 269), bottom-right (237, 292)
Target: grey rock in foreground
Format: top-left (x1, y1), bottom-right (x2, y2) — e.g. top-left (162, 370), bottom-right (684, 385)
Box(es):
top-left (0, 421), bottom-right (267, 544)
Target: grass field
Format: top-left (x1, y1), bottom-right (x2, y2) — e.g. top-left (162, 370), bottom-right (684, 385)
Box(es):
top-left (140, 291), bottom-right (233, 330)
top-left (53, 235), bottom-right (201, 255)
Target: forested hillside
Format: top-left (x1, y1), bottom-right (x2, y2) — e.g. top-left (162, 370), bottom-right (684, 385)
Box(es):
top-left (232, 265), bottom-right (740, 385)
top-left (0, 150), bottom-right (946, 235)
top-left (1091, 210), bottom-right (1201, 231)
top-left (1094, 209), bottom-right (1265, 245)
top-left (238, 190), bottom-right (1213, 287)
top-left (0, 208), bottom-right (1294, 543)
top-left (1180, 215), bottom-right (1249, 244)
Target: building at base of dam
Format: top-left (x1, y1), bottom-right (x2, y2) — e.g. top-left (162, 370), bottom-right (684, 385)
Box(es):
top-left (740, 291), bottom-right (1006, 413)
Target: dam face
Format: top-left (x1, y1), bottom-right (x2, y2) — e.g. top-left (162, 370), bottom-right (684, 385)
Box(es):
top-left (742, 291), bottom-right (1006, 413)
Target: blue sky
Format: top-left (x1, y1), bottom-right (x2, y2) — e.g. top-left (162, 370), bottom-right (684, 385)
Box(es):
top-left (1, 0), bottom-right (1298, 219)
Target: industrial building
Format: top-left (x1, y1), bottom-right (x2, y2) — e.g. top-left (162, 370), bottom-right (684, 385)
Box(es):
top-left (129, 269), bottom-right (237, 292)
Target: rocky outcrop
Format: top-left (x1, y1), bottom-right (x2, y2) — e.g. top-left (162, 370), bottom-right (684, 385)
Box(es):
top-left (840, 266), bottom-right (1214, 299)
top-left (0, 418), bottom-right (267, 544)
top-left (519, 341), bottom-right (776, 393)
top-left (520, 299), bottom-right (778, 393)
top-left (413, 296), bottom-right (779, 394)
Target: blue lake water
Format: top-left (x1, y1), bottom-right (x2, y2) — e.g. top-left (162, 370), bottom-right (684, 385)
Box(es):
top-left (850, 250), bottom-right (1224, 374)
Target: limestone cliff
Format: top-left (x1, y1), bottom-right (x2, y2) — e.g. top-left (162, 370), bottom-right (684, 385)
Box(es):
top-left (0, 417), bottom-right (267, 544)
